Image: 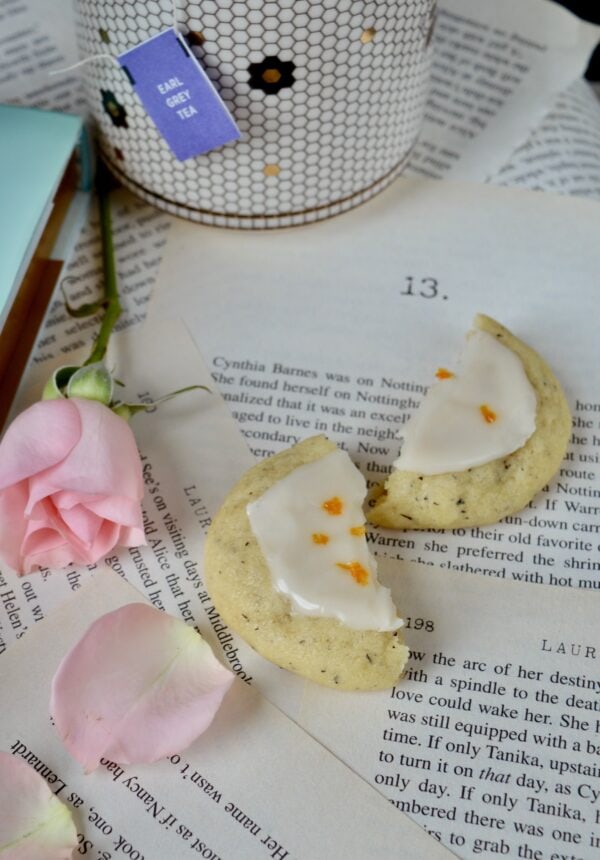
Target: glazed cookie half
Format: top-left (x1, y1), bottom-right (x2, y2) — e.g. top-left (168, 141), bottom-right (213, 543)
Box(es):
top-left (368, 315), bottom-right (571, 530)
top-left (205, 436), bottom-right (408, 691)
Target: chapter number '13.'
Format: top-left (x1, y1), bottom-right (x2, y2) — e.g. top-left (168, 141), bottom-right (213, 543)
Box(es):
top-left (400, 277), bottom-right (447, 301)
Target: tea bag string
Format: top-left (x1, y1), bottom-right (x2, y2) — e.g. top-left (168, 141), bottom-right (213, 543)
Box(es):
top-left (49, 0), bottom-right (181, 76)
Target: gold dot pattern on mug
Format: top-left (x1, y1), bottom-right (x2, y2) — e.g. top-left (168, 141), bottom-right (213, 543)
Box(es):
top-left (360, 27), bottom-right (377, 44)
top-left (263, 163), bottom-right (281, 177)
top-left (77, 0), bottom-right (434, 228)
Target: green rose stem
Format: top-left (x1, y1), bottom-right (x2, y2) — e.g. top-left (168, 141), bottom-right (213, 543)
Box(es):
top-left (83, 161), bottom-right (122, 367)
top-left (45, 160), bottom-right (209, 410)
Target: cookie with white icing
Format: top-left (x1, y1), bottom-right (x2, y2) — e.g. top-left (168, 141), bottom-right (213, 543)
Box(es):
top-left (368, 315), bottom-right (571, 530)
top-left (205, 436), bottom-right (408, 691)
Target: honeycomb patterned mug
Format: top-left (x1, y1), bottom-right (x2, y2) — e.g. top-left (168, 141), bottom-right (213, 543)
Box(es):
top-left (78, 0), bottom-right (435, 228)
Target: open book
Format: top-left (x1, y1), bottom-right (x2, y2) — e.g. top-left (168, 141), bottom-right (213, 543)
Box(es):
top-left (3, 311), bottom-right (600, 860)
top-left (3, 308), bottom-right (600, 860)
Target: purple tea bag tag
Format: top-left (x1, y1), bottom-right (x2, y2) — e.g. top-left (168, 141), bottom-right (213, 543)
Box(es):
top-left (118, 28), bottom-right (241, 161)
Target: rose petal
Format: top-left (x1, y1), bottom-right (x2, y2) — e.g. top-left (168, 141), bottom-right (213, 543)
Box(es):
top-left (86, 520), bottom-right (120, 562)
top-left (50, 490), bottom-right (142, 528)
top-left (21, 499), bottom-right (88, 569)
top-left (0, 751), bottom-right (77, 859)
top-left (50, 603), bottom-right (234, 772)
top-left (82, 495), bottom-right (146, 527)
top-left (0, 400), bottom-right (80, 491)
top-left (49, 491), bottom-right (104, 511)
top-left (118, 525), bottom-right (146, 547)
top-left (0, 483), bottom-right (29, 572)
top-left (46, 399), bottom-right (144, 500)
top-left (22, 523), bottom-right (66, 558)
top-left (23, 537), bottom-right (77, 575)
top-left (24, 497), bottom-right (114, 566)
top-left (57, 504), bottom-right (103, 549)
top-left (24, 400), bottom-right (145, 538)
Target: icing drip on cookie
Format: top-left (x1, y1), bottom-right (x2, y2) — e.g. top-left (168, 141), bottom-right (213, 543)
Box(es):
top-left (394, 329), bottom-right (537, 475)
top-left (247, 450), bottom-right (402, 631)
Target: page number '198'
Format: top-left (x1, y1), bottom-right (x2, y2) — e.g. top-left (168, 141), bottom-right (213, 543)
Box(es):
top-left (405, 617), bottom-right (435, 632)
top-left (400, 277), bottom-right (447, 300)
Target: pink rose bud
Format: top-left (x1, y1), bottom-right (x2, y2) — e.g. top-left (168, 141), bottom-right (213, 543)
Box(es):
top-left (0, 398), bottom-right (145, 575)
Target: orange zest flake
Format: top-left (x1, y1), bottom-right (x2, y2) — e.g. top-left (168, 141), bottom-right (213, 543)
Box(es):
top-left (435, 367), bottom-right (455, 380)
top-left (349, 525), bottom-right (366, 537)
top-left (312, 532), bottom-right (330, 545)
top-left (479, 404), bottom-right (498, 424)
top-left (336, 561), bottom-right (370, 586)
top-left (322, 496), bottom-right (343, 516)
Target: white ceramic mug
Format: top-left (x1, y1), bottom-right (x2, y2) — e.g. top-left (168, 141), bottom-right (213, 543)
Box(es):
top-left (77, 0), bottom-right (435, 227)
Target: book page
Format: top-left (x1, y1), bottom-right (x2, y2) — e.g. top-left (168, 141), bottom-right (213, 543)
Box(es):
top-left (493, 78), bottom-right (600, 200)
top-left (29, 189), bottom-right (174, 363)
top-left (150, 176), bottom-right (600, 589)
top-left (0, 569), bottom-right (454, 860)
top-left (407, 0), bottom-right (600, 182)
top-left (0, 0), bottom-right (84, 114)
top-left (299, 559), bottom-right (600, 859)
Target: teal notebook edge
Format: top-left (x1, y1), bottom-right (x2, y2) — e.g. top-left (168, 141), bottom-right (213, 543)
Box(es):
top-left (0, 105), bottom-right (83, 327)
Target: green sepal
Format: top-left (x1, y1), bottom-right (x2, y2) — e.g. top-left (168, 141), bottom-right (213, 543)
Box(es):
top-left (42, 365), bottom-right (80, 400)
top-left (112, 385), bottom-right (210, 421)
top-left (66, 363), bottom-right (114, 405)
top-left (111, 403), bottom-right (145, 421)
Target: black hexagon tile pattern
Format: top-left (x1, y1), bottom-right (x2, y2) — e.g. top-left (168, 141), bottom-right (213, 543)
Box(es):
top-left (77, 0), bottom-right (434, 228)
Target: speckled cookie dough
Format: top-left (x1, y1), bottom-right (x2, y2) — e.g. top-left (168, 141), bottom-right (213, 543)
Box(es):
top-left (205, 436), bottom-right (408, 691)
top-left (368, 315), bottom-right (571, 530)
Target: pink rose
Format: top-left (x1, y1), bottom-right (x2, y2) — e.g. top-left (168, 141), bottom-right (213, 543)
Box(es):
top-left (0, 398), bottom-right (145, 575)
